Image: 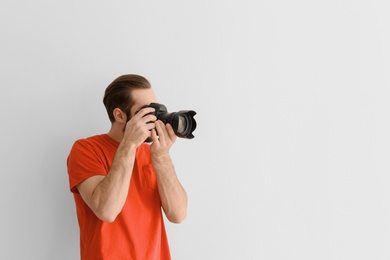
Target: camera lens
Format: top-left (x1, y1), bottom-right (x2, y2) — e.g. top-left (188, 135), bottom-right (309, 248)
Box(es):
top-left (177, 115), bottom-right (186, 134)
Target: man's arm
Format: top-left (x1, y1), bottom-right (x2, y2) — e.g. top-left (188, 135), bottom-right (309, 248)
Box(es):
top-left (151, 121), bottom-right (188, 224)
top-left (76, 108), bottom-right (157, 223)
top-left (76, 142), bottom-right (137, 223)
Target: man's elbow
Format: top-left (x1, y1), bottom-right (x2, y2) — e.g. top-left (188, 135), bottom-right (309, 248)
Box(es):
top-left (167, 209), bottom-right (187, 224)
top-left (95, 209), bottom-right (120, 223)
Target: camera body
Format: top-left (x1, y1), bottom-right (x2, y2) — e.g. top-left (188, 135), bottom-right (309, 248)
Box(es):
top-left (147, 103), bottom-right (197, 139)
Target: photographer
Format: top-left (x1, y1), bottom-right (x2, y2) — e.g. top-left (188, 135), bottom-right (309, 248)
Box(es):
top-left (67, 74), bottom-right (188, 259)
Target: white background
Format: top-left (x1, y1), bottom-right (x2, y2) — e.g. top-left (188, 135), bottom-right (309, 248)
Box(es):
top-left (1, 1), bottom-right (390, 259)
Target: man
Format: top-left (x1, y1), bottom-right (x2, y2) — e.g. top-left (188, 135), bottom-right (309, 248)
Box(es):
top-left (67, 74), bottom-right (188, 260)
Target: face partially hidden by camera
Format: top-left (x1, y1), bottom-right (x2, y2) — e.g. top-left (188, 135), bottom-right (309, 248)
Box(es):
top-left (115, 88), bottom-right (196, 142)
top-left (114, 88), bottom-right (157, 141)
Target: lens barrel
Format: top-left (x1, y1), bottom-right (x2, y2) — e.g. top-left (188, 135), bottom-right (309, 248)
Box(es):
top-left (148, 103), bottom-right (197, 139)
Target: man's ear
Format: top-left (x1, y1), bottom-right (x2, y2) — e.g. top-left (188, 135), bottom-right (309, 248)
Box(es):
top-left (113, 108), bottom-right (127, 123)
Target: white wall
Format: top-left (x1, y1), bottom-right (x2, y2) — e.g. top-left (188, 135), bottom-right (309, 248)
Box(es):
top-left (1, 1), bottom-right (390, 259)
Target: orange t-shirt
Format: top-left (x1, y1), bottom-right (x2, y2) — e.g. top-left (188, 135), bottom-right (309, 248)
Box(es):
top-left (67, 134), bottom-right (171, 260)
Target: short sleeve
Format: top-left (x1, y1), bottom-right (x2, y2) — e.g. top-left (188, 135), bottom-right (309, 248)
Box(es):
top-left (67, 139), bottom-right (107, 193)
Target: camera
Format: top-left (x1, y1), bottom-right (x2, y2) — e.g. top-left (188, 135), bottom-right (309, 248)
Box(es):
top-left (147, 103), bottom-right (197, 139)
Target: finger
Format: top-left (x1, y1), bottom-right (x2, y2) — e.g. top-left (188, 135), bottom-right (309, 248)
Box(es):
top-left (135, 107), bottom-right (156, 119)
top-left (166, 123), bottom-right (177, 143)
top-left (151, 128), bottom-right (159, 143)
top-left (145, 122), bottom-right (156, 130)
top-left (141, 114), bottom-right (157, 124)
top-left (155, 121), bottom-right (167, 143)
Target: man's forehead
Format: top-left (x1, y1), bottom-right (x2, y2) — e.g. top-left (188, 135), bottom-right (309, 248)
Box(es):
top-left (129, 88), bottom-right (157, 114)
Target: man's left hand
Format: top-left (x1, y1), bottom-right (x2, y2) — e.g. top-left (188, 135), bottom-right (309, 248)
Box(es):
top-left (150, 120), bottom-right (176, 159)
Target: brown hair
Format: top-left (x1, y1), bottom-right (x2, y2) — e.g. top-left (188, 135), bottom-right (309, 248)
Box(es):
top-left (103, 74), bottom-right (151, 123)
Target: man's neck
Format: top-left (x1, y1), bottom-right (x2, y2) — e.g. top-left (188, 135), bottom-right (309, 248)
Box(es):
top-left (107, 124), bottom-right (124, 143)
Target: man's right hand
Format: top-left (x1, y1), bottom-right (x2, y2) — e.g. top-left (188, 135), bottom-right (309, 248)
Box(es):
top-left (123, 107), bottom-right (157, 147)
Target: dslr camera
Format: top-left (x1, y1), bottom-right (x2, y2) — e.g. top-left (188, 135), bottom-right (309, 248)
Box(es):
top-left (147, 103), bottom-right (197, 139)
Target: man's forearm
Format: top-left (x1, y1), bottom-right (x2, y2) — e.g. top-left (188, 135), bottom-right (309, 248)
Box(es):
top-left (153, 155), bottom-right (188, 224)
top-left (88, 142), bottom-right (137, 222)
